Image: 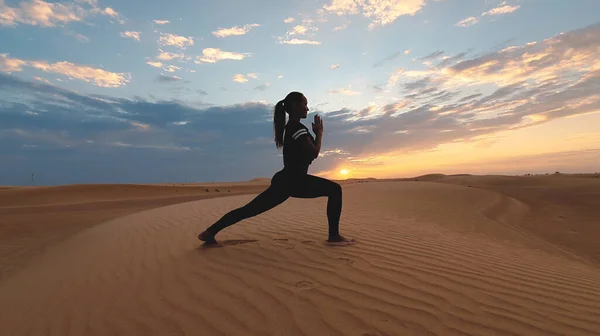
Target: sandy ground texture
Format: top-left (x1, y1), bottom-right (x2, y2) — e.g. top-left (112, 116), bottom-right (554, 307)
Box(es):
top-left (1, 174), bottom-right (600, 335)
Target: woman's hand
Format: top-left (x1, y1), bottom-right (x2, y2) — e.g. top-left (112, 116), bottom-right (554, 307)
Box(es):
top-left (312, 114), bottom-right (323, 136)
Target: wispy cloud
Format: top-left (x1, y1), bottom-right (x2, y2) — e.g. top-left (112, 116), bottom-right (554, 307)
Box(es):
top-left (456, 1), bottom-right (520, 27)
top-left (420, 50), bottom-right (444, 61)
top-left (63, 29), bottom-right (90, 42)
top-left (254, 82), bottom-right (271, 91)
top-left (153, 19), bottom-right (170, 25)
top-left (284, 17), bottom-right (294, 23)
top-left (33, 76), bottom-right (52, 84)
top-left (330, 64), bottom-right (340, 70)
top-left (195, 48), bottom-right (250, 63)
top-left (373, 50), bottom-right (409, 67)
top-left (0, 53), bottom-right (130, 87)
top-left (162, 65), bottom-right (180, 73)
top-left (278, 38), bottom-right (321, 45)
top-left (157, 74), bottom-right (181, 82)
top-left (456, 16), bottom-right (479, 27)
top-left (333, 20), bottom-right (351, 31)
top-left (120, 31), bottom-right (140, 41)
top-left (212, 23), bottom-right (260, 37)
top-left (158, 32), bottom-right (194, 48)
top-left (328, 88), bottom-right (360, 95)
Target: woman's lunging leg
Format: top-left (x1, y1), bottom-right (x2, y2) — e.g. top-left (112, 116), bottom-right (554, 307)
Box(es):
top-left (289, 174), bottom-right (343, 239)
top-left (203, 184), bottom-right (289, 238)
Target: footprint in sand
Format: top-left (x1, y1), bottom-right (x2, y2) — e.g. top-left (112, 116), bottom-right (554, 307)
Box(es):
top-left (302, 240), bottom-right (314, 245)
top-left (294, 280), bottom-right (315, 290)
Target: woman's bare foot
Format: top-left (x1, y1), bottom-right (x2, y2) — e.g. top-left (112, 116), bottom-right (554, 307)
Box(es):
top-left (198, 230), bottom-right (218, 245)
top-left (327, 234), bottom-right (356, 245)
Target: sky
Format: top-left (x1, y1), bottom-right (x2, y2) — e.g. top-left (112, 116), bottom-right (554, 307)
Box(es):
top-left (1, 0), bottom-right (600, 185)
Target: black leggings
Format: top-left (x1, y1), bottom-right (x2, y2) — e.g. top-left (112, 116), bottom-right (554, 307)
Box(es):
top-left (205, 169), bottom-right (343, 238)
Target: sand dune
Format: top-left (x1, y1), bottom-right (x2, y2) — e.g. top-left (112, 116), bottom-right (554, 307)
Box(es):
top-left (0, 183), bottom-right (269, 280)
top-left (1, 180), bottom-right (600, 335)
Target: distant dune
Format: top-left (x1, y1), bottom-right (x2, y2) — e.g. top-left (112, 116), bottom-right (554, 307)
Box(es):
top-left (1, 174), bottom-right (600, 335)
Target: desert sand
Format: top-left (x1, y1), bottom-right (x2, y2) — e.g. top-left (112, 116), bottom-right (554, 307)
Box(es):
top-left (1, 174), bottom-right (600, 335)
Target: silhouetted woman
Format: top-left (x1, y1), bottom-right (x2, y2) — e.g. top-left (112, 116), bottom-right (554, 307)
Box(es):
top-left (198, 91), bottom-right (355, 245)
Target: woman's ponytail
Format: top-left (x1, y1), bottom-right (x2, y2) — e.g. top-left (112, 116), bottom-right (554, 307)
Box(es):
top-left (273, 100), bottom-right (286, 149)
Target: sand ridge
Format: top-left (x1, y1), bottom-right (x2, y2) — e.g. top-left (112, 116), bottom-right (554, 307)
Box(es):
top-left (1, 180), bottom-right (600, 335)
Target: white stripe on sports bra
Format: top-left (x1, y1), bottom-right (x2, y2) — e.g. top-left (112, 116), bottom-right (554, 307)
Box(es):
top-left (292, 129), bottom-right (307, 140)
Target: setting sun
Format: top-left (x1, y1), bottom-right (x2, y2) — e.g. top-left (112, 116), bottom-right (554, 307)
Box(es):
top-left (340, 169), bottom-right (350, 176)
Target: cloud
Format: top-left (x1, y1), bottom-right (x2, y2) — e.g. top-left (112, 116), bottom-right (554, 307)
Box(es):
top-left (120, 31), bottom-right (140, 41)
top-left (334, 21), bottom-right (350, 31)
top-left (456, 1), bottom-right (520, 27)
top-left (289, 25), bottom-right (315, 36)
top-left (420, 50), bottom-right (444, 61)
top-left (456, 16), bottom-right (479, 27)
top-left (33, 76), bottom-right (52, 84)
top-left (436, 52), bottom-right (468, 68)
top-left (330, 64), bottom-right (340, 70)
top-left (158, 33), bottom-right (194, 48)
top-left (373, 50), bottom-right (406, 67)
top-left (101, 7), bottom-right (119, 20)
top-left (323, 0), bottom-right (429, 28)
top-left (153, 19), bottom-right (170, 25)
top-left (482, 3), bottom-right (520, 16)
top-left (0, 53), bottom-right (26, 73)
top-left (212, 23), bottom-right (260, 37)
top-left (328, 88), bottom-right (361, 95)
top-left (278, 16), bottom-right (322, 45)
top-left (233, 73), bottom-right (258, 83)
top-left (155, 50), bottom-right (185, 61)
top-left (233, 74), bottom-right (248, 83)
top-left (1, 53), bottom-right (130, 87)
top-left (443, 23), bottom-right (600, 87)
top-left (30, 61), bottom-right (130, 87)
top-left (278, 38), bottom-right (321, 45)
top-left (195, 48), bottom-right (251, 63)
top-left (63, 29), bottom-right (90, 42)
top-left (157, 74), bottom-right (181, 82)
top-left (284, 17), bottom-right (294, 23)
top-left (0, 0), bottom-right (120, 27)
top-left (254, 82), bottom-right (271, 91)
top-left (162, 65), bottom-right (180, 73)
top-left (146, 61), bottom-right (163, 68)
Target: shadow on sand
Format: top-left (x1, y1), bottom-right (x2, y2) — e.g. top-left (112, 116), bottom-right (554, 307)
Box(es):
top-left (197, 239), bottom-right (259, 249)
